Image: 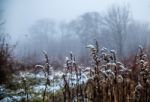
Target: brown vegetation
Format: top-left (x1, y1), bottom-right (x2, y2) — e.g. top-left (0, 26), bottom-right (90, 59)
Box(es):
top-left (52, 42), bottom-right (150, 102)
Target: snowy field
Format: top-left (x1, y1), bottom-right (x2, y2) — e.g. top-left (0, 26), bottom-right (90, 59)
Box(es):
top-left (0, 69), bottom-right (89, 102)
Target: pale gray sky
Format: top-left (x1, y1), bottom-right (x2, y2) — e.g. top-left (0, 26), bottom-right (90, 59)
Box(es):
top-left (5, 0), bottom-right (150, 41)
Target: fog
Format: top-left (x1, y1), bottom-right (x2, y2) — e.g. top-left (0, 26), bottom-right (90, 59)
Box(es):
top-left (5, 0), bottom-right (150, 40)
top-left (1, 0), bottom-right (150, 63)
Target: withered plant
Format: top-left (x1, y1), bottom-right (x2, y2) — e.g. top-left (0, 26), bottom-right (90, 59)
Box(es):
top-left (35, 51), bottom-right (53, 102)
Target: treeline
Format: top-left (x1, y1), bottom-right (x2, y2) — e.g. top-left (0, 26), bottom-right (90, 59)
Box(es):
top-left (15, 5), bottom-right (150, 65)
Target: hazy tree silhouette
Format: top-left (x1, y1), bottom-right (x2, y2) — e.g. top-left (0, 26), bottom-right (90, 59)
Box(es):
top-left (0, 2), bottom-right (13, 84)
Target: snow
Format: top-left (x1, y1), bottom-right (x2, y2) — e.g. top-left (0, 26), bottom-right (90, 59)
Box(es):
top-left (0, 85), bottom-right (5, 92)
top-left (33, 83), bottom-right (62, 93)
top-left (19, 72), bottom-right (36, 79)
top-left (101, 47), bottom-right (109, 52)
top-left (11, 96), bottom-right (24, 101)
top-left (110, 50), bottom-right (116, 53)
top-left (33, 85), bottom-right (46, 93)
top-left (35, 65), bottom-right (44, 69)
top-left (0, 97), bottom-right (12, 102)
top-left (65, 57), bottom-right (69, 61)
top-left (107, 62), bottom-right (116, 67)
top-left (138, 45), bottom-right (143, 50)
top-left (135, 82), bottom-right (143, 90)
top-left (0, 95), bottom-right (30, 102)
top-left (16, 89), bottom-right (24, 94)
top-left (86, 44), bottom-right (95, 49)
top-left (42, 50), bottom-right (48, 56)
top-left (35, 72), bottom-right (45, 79)
top-left (49, 85), bottom-right (61, 92)
top-left (53, 71), bottom-right (64, 78)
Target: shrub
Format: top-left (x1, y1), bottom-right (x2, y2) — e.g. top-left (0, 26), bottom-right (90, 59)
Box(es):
top-left (0, 33), bottom-right (14, 84)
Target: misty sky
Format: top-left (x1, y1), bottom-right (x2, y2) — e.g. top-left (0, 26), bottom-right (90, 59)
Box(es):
top-left (5, 0), bottom-right (150, 41)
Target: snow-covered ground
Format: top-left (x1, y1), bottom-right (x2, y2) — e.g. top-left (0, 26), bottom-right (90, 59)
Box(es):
top-left (0, 69), bottom-right (89, 102)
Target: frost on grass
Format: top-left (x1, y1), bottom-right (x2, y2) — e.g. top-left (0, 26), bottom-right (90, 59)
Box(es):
top-left (1, 44), bottom-right (150, 102)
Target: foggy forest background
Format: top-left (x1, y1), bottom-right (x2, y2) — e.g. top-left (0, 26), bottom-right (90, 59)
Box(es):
top-left (15, 5), bottom-right (150, 67)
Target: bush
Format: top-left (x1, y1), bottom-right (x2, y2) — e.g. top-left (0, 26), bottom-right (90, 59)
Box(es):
top-left (0, 33), bottom-right (14, 84)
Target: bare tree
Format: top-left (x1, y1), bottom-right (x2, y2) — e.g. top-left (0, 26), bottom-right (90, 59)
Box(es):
top-left (0, 6), bottom-right (13, 84)
top-left (70, 12), bottom-right (102, 45)
top-left (20, 19), bottom-right (57, 61)
top-left (59, 22), bottom-right (81, 56)
top-left (126, 21), bottom-right (150, 55)
top-left (103, 5), bottom-right (130, 57)
top-left (29, 19), bottom-right (56, 51)
top-left (66, 12), bottom-right (102, 63)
